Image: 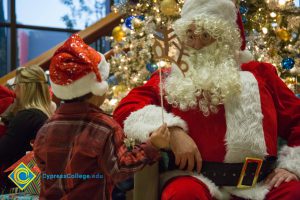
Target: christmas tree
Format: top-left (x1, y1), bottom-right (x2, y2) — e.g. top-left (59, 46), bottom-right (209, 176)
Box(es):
top-left (101, 0), bottom-right (300, 113)
top-left (240, 0), bottom-right (300, 93)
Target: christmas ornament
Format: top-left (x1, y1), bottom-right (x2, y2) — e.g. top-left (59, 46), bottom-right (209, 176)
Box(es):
top-left (277, 29), bottom-right (291, 42)
top-left (160, 0), bottom-right (179, 16)
top-left (281, 58), bottom-right (295, 70)
top-left (285, 77), bottom-right (296, 84)
top-left (113, 85), bottom-right (127, 96)
top-left (107, 75), bottom-right (118, 86)
top-left (291, 32), bottom-right (299, 42)
top-left (112, 26), bottom-right (125, 42)
top-left (125, 16), bottom-right (135, 29)
top-left (276, 14), bottom-right (283, 24)
top-left (242, 15), bottom-right (248, 24)
top-left (125, 16), bottom-right (144, 30)
top-left (146, 63), bottom-right (158, 73)
top-left (239, 6), bottom-right (248, 14)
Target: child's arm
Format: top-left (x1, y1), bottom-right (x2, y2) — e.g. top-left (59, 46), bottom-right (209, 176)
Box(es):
top-left (99, 123), bottom-right (169, 183)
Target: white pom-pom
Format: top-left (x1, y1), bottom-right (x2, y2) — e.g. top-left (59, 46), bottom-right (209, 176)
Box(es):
top-left (50, 101), bottom-right (57, 114)
top-left (239, 50), bottom-right (254, 64)
top-left (97, 53), bottom-right (110, 80)
top-left (91, 81), bottom-right (108, 96)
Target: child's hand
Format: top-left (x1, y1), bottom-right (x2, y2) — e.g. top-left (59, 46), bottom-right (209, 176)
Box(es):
top-left (150, 123), bottom-right (170, 149)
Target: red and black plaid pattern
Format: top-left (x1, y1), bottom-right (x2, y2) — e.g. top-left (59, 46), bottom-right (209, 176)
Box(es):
top-left (34, 102), bottom-right (159, 200)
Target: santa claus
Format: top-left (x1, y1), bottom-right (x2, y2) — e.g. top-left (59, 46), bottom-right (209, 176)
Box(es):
top-left (113, 0), bottom-right (300, 199)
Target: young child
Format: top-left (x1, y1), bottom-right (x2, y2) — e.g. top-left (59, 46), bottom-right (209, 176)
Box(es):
top-left (33, 34), bottom-right (169, 200)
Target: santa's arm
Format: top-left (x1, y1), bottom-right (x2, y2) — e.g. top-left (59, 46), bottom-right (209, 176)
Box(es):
top-left (113, 70), bottom-right (188, 142)
top-left (263, 63), bottom-right (300, 177)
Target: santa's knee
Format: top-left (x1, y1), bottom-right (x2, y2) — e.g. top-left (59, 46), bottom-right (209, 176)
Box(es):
top-left (267, 181), bottom-right (300, 200)
top-left (161, 176), bottom-right (213, 200)
top-left (284, 181), bottom-right (300, 199)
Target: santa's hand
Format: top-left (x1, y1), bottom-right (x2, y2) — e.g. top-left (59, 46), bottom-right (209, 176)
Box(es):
top-left (150, 123), bottom-right (170, 149)
top-left (265, 168), bottom-right (299, 189)
top-left (169, 127), bottom-right (202, 173)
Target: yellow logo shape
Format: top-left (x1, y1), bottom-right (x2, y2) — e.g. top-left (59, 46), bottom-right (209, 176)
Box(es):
top-left (8, 162), bottom-right (36, 190)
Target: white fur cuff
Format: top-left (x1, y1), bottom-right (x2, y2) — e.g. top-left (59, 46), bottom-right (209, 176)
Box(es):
top-left (277, 145), bottom-right (300, 178)
top-left (239, 50), bottom-right (254, 64)
top-left (124, 105), bottom-right (188, 142)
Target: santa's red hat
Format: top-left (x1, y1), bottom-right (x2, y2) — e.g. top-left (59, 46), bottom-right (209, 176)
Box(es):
top-left (176, 0), bottom-right (253, 63)
top-left (50, 34), bottom-right (110, 100)
top-left (0, 85), bottom-right (15, 114)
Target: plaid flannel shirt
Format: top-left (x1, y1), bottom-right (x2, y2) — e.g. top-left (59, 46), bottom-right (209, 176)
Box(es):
top-left (34, 102), bottom-right (160, 200)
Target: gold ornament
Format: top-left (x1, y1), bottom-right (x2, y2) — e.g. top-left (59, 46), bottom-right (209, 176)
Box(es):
top-left (276, 14), bottom-right (282, 25)
top-left (276, 29), bottom-right (291, 42)
top-left (113, 85), bottom-right (127, 96)
top-left (112, 26), bottom-right (125, 42)
top-left (285, 77), bottom-right (296, 85)
top-left (132, 18), bottom-right (143, 30)
top-left (268, 47), bottom-right (277, 57)
top-left (160, 0), bottom-right (179, 16)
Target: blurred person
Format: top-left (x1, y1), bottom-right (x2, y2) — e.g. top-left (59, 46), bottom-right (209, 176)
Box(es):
top-left (0, 65), bottom-right (53, 191)
top-left (0, 85), bottom-right (15, 138)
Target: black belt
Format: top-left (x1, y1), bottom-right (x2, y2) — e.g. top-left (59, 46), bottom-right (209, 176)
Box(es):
top-left (162, 152), bottom-right (277, 188)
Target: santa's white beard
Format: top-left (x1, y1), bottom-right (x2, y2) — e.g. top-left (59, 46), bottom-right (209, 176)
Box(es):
top-left (164, 43), bottom-right (241, 116)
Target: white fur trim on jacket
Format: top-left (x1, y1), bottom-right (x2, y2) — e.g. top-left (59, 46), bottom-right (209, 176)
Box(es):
top-left (224, 71), bottom-right (267, 163)
top-left (221, 71), bottom-right (268, 200)
top-left (193, 174), bottom-right (231, 200)
top-left (277, 145), bottom-right (300, 178)
top-left (124, 105), bottom-right (188, 142)
top-left (224, 183), bottom-right (269, 200)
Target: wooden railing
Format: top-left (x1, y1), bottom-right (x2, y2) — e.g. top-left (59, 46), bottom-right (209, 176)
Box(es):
top-left (0, 12), bottom-right (122, 85)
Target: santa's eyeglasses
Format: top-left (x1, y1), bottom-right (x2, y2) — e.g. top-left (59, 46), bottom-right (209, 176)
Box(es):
top-left (186, 30), bottom-right (212, 41)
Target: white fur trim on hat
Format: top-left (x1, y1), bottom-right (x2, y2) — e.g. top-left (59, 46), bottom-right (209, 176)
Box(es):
top-left (98, 53), bottom-right (110, 80)
top-left (180, 0), bottom-right (236, 25)
top-left (238, 50), bottom-right (254, 64)
top-left (50, 72), bottom-right (108, 100)
top-left (91, 81), bottom-right (108, 97)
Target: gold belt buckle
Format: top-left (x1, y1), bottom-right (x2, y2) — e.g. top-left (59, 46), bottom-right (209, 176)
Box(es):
top-left (237, 157), bottom-right (263, 189)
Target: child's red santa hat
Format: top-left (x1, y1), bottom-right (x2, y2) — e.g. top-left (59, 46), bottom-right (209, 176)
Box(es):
top-left (50, 34), bottom-right (110, 100)
top-left (0, 85), bottom-right (15, 115)
top-left (178, 0), bottom-right (253, 63)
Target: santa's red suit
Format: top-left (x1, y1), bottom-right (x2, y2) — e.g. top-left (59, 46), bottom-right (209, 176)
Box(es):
top-left (113, 61), bottom-right (300, 199)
